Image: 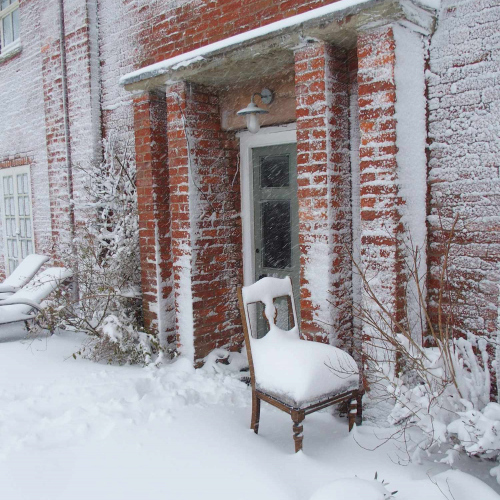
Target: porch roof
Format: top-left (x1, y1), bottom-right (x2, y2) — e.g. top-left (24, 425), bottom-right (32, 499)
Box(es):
top-left (120, 0), bottom-right (436, 92)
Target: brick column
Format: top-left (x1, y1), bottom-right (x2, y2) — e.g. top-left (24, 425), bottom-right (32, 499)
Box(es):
top-left (166, 82), bottom-right (243, 365)
top-left (295, 42), bottom-right (352, 346)
top-left (356, 26), bottom-right (405, 333)
top-left (132, 90), bottom-right (175, 347)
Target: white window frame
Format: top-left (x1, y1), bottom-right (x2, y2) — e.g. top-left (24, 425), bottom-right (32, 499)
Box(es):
top-left (237, 123), bottom-right (296, 287)
top-left (0, 165), bottom-right (35, 276)
top-left (0, 0), bottom-right (20, 55)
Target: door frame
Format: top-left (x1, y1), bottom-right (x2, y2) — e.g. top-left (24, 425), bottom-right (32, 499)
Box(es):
top-left (237, 123), bottom-right (296, 286)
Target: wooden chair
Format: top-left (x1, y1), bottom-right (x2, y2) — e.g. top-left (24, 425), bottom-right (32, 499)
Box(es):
top-left (237, 276), bottom-right (360, 453)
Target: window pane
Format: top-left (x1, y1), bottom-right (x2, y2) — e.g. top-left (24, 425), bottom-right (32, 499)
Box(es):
top-left (12, 7), bottom-right (18, 41)
top-left (2, 14), bottom-right (13, 46)
top-left (261, 200), bottom-right (291, 269)
top-left (1, 0), bottom-right (9, 10)
top-left (260, 155), bottom-right (289, 188)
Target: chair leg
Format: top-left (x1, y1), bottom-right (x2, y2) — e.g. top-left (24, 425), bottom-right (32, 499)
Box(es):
top-left (348, 397), bottom-right (357, 432)
top-left (251, 391), bottom-right (261, 434)
top-left (356, 392), bottom-right (363, 426)
top-left (291, 410), bottom-right (305, 453)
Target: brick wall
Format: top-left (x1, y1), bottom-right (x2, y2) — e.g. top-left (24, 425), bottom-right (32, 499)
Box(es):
top-left (0, 0), bottom-right (53, 274)
top-left (427, 0), bottom-right (500, 345)
top-left (165, 82), bottom-right (243, 364)
top-left (356, 26), bottom-right (405, 332)
top-left (294, 41), bottom-right (352, 346)
top-left (133, 91), bottom-right (175, 347)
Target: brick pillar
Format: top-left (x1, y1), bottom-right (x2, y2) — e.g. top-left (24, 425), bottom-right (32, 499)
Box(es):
top-left (356, 26), bottom-right (405, 335)
top-left (295, 42), bottom-right (352, 346)
top-left (132, 90), bottom-right (175, 347)
top-left (166, 82), bottom-right (243, 365)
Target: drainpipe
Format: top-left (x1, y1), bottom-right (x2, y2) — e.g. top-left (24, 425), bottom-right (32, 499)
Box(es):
top-left (57, 0), bottom-right (79, 302)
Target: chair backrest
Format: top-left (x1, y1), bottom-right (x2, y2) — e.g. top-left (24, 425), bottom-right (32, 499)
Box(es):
top-left (0, 267), bottom-right (72, 323)
top-left (1, 254), bottom-right (50, 291)
top-left (239, 276), bottom-right (298, 338)
top-left (237, 276), bottom-right (299, 388)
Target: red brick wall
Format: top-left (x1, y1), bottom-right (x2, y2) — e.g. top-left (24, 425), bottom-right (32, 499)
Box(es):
top-left (133, 0), bottom-right (344, 70)
top-left (165, 82), bottom-right (243, 364)
top-left (99, 0), bottom-right (348, 150)
top-left (133, 91), bottom-right (175, 347)
top-left (295, 41), bottom-right (352, 346)
top-left (356, 27), bottom-right (406, 327)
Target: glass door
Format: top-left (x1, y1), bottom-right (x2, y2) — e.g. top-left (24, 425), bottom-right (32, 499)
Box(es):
top-left (252, 143), bottom-right (299, 336)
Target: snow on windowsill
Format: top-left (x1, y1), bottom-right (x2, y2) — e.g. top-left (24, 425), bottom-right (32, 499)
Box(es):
top-left (0, 40), bottom-right (22, 65)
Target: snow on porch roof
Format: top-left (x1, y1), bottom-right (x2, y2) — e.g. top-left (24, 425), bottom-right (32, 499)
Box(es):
top-left (120, 0), bottom-right (437, 90)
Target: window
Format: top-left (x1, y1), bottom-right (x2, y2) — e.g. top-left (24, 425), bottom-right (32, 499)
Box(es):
top-left (0, 0), bottom-right (19, 54)
top-left (0, 167), bottom-right (34, 275)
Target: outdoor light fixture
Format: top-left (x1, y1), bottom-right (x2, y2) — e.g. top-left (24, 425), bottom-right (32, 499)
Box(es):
top-left (237, 88), bottom-right (274, 133)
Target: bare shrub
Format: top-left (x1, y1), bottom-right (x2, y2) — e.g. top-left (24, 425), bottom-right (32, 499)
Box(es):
top-left (43, 138), bottom-right (161, 365)
top-left (350, 215), bottom-right (499, 477)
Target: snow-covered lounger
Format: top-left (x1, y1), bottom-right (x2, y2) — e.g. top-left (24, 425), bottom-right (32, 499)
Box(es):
top-left (0, 267), bottom-right (72, 326)
top-left (0, 254), bottom-right (50, 299)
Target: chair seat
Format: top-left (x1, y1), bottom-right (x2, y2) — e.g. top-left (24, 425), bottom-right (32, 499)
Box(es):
top-left (251, 325), bottom-right (359, 409)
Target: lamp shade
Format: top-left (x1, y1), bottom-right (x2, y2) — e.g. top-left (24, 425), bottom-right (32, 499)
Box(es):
top-left (237, 101), bottom-right (269, 134)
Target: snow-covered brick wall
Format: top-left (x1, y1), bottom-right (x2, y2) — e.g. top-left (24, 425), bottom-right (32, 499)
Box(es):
top-left (356, 26), bottom-right (406, 339)
top-left (132, 90), bottom-right (175, 349)
top-left (0, 0), bottom-right (53, 277)
top-left (98, 0), bottom-right (347, 167)
top-left (165, 82), bottom-right (243, 365)
top-left (295, 42), bottom-right (352, 347)
top-left (62, 0), bottom-right (102, 222)
top-left (348, 48), bottom-right (363, 355)
top-left (427, 0), bottom-right (500, 343)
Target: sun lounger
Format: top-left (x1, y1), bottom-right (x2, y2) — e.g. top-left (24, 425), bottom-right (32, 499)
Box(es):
top-left (0, 254), bottom-right (50, 299)
top-left (0, 267), bottom-right (72, 326)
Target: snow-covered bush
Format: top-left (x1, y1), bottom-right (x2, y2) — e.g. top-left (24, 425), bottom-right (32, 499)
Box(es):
top-left (45, 138), bottom-right (158, 365)
top-left (351, 217), bottom-right (500, 480)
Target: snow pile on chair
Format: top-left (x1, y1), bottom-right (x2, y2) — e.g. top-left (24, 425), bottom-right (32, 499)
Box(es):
top-left (242, 276), bottom-right (358, 408)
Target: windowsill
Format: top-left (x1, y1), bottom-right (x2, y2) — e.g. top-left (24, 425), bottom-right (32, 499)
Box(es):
top-left (0, 41), bottom-right (22, 65)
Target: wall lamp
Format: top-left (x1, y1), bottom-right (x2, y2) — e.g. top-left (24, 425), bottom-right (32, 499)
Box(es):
top-left (237, 88), bottom-right (274, 133)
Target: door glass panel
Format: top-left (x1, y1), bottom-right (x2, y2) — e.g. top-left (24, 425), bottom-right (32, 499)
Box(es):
top-left (253, 143), bottom-right (298, 338)
top-left (260, 155), bottom-right (289, 188)
top-left (261, 200), bottom-right (291, 269)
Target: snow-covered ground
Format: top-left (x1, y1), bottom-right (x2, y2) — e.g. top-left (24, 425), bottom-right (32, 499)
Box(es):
top-left (0, 325), bottom-right (499, 500)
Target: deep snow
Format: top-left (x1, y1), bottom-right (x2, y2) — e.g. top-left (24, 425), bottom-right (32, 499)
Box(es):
top-left (0, 324), bottom-right (498, 500)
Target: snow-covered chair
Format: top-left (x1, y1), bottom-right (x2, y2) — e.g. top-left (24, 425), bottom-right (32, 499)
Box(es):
top-left (0, 267), bottom-right (72, 329)
top-left (0, 254), bottom-right (50, 299)
top-left (237, 276), bottom-right (360, 452)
